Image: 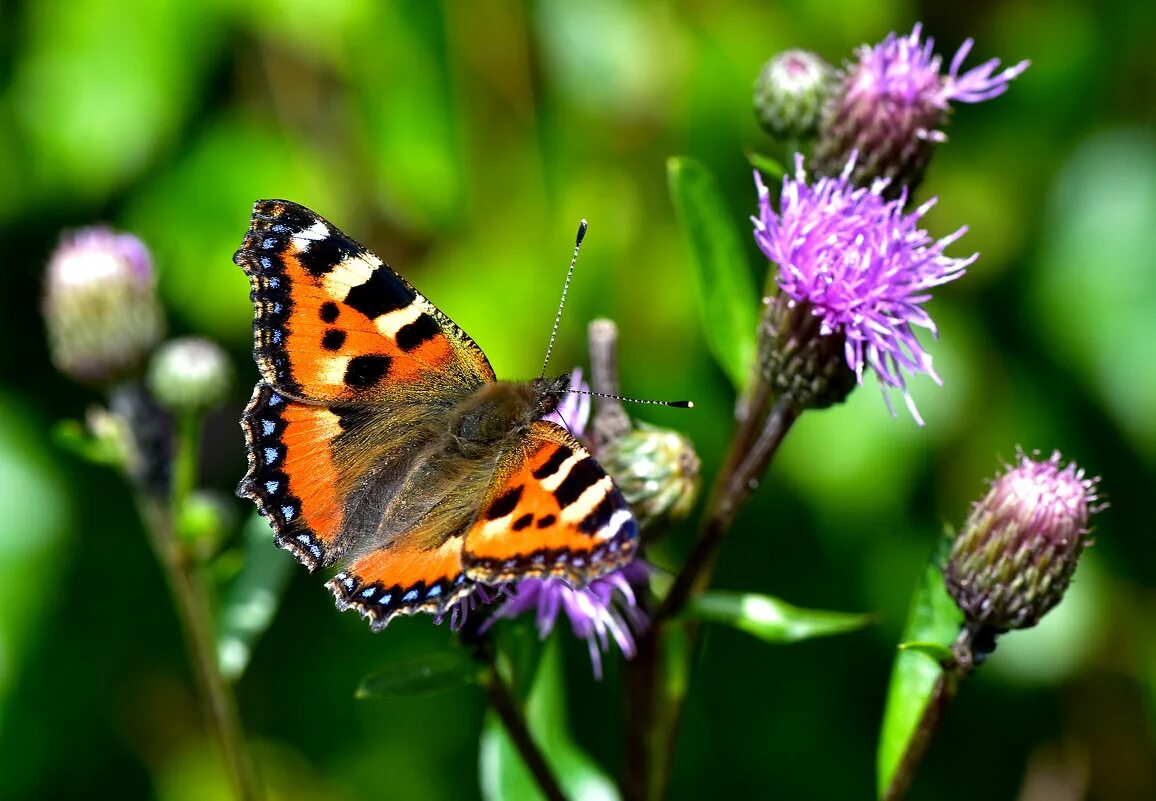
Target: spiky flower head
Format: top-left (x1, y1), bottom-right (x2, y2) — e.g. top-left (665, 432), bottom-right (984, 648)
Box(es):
top-left (753, 156), bottom-right (974, 423)
top-left (43, 227), bottom-right (164, 385)
top-left (599, 423), bottom-right (700, 534)
top-left (945, 450), bottom-right (1101, 633)
top-left (813, 23), bottom-right (1029, 197)
top-left (483, 561), bottom-right (649, 679)
top-left (754, 50), bottom-right (834, 141)
top-left (147, 337), bottom-right (233, 416)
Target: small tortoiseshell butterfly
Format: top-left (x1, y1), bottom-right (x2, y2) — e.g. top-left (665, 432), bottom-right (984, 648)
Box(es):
top-left (234, 201), bottom-right (638, 630)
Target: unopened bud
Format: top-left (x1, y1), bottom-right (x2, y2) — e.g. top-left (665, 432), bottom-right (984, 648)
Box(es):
top-left (944, 450), bottom-right (1101, 633)
top-left (753, 50), bottom-right (834, 141)
top-left (599, 424), bottom-right (700, 534)
top-left (148, 337), bottom-right (233, 416)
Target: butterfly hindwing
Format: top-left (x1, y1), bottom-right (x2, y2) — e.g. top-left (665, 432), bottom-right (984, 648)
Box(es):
top-left (325, 533), bottom-right (472, 631)
top-left (463, 421), bottom-right (639, 587)
top-left (238, 382), bottom-right (346, 570)
top-left (234, 199), bottom-right (495, 403)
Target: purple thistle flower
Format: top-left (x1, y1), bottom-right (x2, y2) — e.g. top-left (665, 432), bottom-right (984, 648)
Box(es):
top-left (753, 155), bottom-right (976, 424)
top-left (43, 226), bottom-right (164, 385)
top-left (483, 561), bottom-right (650, 679)
top-left (543, 367), bottom-right (591, 437)
top-left (814, 23), bottom-right (1029, 195)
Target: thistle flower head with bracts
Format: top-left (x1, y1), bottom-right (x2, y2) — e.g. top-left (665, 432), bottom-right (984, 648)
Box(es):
top-left (945, 450), bottom-right (1102, 634)
top-left (43, 226), bottom-right (164, 385)
top-left (813, 23), bottom-right (1029, 196)
top-left (753, 155), bottom-right (975, 423)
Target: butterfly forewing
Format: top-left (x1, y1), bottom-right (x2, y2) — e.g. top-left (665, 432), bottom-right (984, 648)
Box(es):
top-left (234, 199), bottom-right (495, 404)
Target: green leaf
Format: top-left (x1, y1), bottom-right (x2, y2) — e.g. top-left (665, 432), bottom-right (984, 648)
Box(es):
top-left (52, 417), bottom-right (125, 467)
top-left (357, 649), bottom-right (483, 698)
top-left (897, 641), bottom-right (955, 665)
top-left (687, 590), bottom-right (873, 643)
top-left (876, 544), bottom-right (964, 799)
top-left (215, 514), bottom-right (295, 682)
top-left (745, 150), bottom-right (786, 179)
top-left (667, 156), bottom-right (759, 390)
top-left (480, 637), bottom-right (619, 801)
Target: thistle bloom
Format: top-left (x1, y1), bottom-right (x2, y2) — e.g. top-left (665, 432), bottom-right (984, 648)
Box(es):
top-left (813, 23), bottom-right (1029, 195)
top-left (483, 561), bottom-right (650, 680)
top-left (753, 156), bottom-right (975, 423)
top-left (945, 450), bottom-right (1102, 634)
top-left (43, 227), bottom-right (164, 385)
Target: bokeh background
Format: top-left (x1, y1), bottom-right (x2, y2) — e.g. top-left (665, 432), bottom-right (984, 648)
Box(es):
top-left (2, 1), bottom-right (1155, 799)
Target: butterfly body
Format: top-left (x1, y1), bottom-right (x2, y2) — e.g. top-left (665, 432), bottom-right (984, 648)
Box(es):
top-left (234, 201), bottom-right (637, 630)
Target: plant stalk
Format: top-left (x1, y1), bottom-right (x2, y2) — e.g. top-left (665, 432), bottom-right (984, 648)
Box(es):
top-left (480, 651), bottom-right (569, 801)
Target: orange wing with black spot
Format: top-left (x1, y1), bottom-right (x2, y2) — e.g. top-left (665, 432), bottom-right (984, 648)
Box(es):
top-left (234, 199), bottom-right (494, 403)
top-left (463, 421), bottom-right (639, 587)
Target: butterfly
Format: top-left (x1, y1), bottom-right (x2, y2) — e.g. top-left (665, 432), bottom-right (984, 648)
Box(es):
top-left (234, 200), bottom-right (639, 631)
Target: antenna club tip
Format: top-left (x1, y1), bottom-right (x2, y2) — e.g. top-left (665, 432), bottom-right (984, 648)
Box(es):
top-left (575, 220), bottom-right (588, 245)
top-left (670, 400), bottom-right (694, 409)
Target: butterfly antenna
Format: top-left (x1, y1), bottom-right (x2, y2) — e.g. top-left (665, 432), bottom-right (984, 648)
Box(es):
top-left (568, 389), bottom-right (694, 409)
top-left (540, 220), bottom-right (587, 379)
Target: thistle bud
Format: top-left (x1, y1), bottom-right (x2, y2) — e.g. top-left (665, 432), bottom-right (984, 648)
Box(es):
top-left (812, 24), bottom-right (1028, 198)
top-left (753, 50), bottom-right (834, 141)
top-left (43, 227), bottom-right (163, 385)
top-left (147, 337), bottom-right (233, 416)
top-left (599, 424), bottom-right (700, 533)
top-left (944, 451), bottom-right (1101, 633)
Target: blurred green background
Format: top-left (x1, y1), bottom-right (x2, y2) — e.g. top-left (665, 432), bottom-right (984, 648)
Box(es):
top-left (2, 0), bottom-right (1155, 799)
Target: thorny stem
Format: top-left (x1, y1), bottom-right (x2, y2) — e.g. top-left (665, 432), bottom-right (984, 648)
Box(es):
top-left (132, 403), bottom-right (260, 801)
top-left (883, 626), bottom-right (986, 801)
top-left (477, 644), bottom-right (569, 801)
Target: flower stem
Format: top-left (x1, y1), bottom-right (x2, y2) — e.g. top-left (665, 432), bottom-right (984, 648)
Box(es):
top-left (623, 381), bottom-right (798, 800)
top-left (657, 387), bottom-right (798, 622)
top-left (478, 646), bottom-right (569, 801)
top-left (882, 627), bottom-right (980, 801)
top-left (133, 405), bottom-right (260, 801)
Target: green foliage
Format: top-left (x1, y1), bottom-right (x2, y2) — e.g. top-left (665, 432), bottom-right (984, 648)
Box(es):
top-left (688, 590), bottom-right (873, 643)
top-left (479, 638), bottom-right (618, 801)
top-left (877, 544), bottom-right (964, 798)
top-left (216, 514), bottom-right (296, 683)
top-left (357, 649), bottom-right (482, 699)
top-left (667, 157), bottom-right (760, 390)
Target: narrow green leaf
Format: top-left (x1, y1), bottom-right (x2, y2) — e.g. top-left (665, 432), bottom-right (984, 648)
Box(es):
top-left (667, 156), bottom-right (759, 390)
top-left (688, 590), bottom-right (873, 643)
top-left (897, 641), bottom-right (955, 665)
top-left (745, 150), bottom-right (786, 179)
top-left (357, 649), bottom-right (482, 698)
top-left (480, 637), bottom-right (619, 801)
top-left (52, 418), bottom-right (124, 467)
top-left (216, 514), bottom-right (295, 682)
top-left (876, 545), bottom-right (964, 799)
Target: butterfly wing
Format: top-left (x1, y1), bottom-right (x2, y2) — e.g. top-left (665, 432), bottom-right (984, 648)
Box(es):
top-left (235, 200), bottom-right (491, 579)
top-left (463, 421), bottom-right (639, 587)
top-left (234, 199), bottom-right (495, 403)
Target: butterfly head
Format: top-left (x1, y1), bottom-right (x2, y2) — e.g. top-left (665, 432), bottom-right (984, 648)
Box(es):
top-left (529, 373), bottom-right (572, 420)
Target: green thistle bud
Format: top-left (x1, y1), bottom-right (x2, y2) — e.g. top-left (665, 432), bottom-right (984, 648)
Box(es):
top-left (753, 50), bottom-right (834, 141)
top-left (43, 227), bottom-right (164, 385)
top-left (147, 337), bottom-right (233, 415)
top-left (944, 450), bottom-right (1101, 633)
top-left (599, 424), bottom-right (700, 534)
